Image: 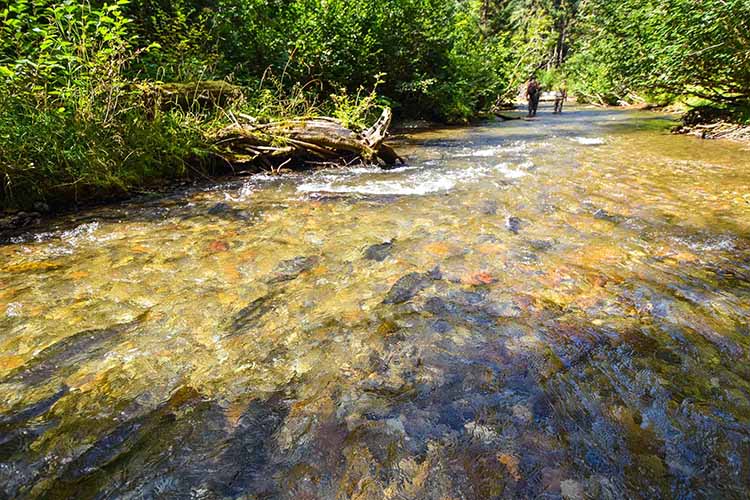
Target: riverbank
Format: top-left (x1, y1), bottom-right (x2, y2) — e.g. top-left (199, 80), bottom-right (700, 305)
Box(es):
top-left (674, 120), bottom-right (750, 143)
top-left (579, 100), bottom-right (750, 145)
top-left (0, 77), bottom-right (402, 213)
top-left (670, 105), bottom-right (750, 143)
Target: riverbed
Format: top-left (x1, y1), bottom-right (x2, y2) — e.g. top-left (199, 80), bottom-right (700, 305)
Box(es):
top-left (1, 107), bottom-right (749, 499)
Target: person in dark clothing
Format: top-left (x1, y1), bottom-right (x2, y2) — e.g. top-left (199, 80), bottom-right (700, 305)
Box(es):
top-left (526, 77), bottom-right (542, 117)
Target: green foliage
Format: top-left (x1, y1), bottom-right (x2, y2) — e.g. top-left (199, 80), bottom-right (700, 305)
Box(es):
top-left (239, 75), bottom-right (324, 123)
top-left (3, 0), bottom-right (748, 209)
top-left (0, 89), bottom-right (205, 205)
top-left (0, 0), bottom-right (205, 207)
top-left (564, 0), bottom-right (750, 105)
top-left (200, 0), bottom-right (511, 122)
top-left (329, 74), bottom-right (385, 131)
top-left (124, 0), bottom-right (220, 81)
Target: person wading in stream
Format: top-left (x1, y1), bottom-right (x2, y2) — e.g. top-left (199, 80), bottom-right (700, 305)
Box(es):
top-left (526, 77), bottom-right (542, 117)
top-left (553, 83), bottom-right (568, 114)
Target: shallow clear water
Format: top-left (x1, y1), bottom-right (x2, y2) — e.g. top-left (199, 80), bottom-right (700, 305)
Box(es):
top-left (2, 107), bottom-right (750, 499)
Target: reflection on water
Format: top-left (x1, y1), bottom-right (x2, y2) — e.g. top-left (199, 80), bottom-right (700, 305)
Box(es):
top-left (1, 108), bottom-right (750, 499)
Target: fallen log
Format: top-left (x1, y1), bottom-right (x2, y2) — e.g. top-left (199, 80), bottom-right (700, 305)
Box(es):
top-left (211, 107), bottom-right (404, 170)
top-left (138, 81), bottom-right (245, 112)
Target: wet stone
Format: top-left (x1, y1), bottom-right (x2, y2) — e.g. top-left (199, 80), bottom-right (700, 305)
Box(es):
top-left (510, 250), bottom-right (539, 264)
top-left (560, 479), bottom-right (584, 500)
top-left (267, 256), bottom-right (320, 284)
top-left (364, 241), bottom-right (394, 262)
top-left (0, 419), bottom-right (57, 462)
top-left (431, 319), bottom-right (452, 333)
top-left (208, 202), bottom-right (232, 215)
top-left (0, 386), bottom-right (68, 429)
top-left (480, 200), bottom-right (498, 215)
top-left (210, 395), bottom-right (291, 497)
top-left (67, 421), bottom-right (145, 479)
top-left (584, 448), bottom-right (611, 473)
top-left (477, 233), bottom-right (501, 243)
top-left (382, 267), bottom-right (441, 305)
top-left (506, 216), bottom-right (523, 234)
top-left (3, 319), bottom-right (142, 386)
top-left (33, 202), bottom-right (50, 213)
top-left (205, 202), bottom-right (258, 222)
top-left (593, 208), bottom-right (623, 223)
top-left (423, 296), bottom-right (497, 330)
top-left (541, 467), bottom-right (562, 494)
top-left (57, 387), bottom-right (205, 488)
top-left (6, 211), bottom-right (42, 228)
top-left (528, 239), bottom-right (554, 251)
top-left (488, 301), bottom-right (522, 318)
top-left (230, 294), bottom-right (275, 334)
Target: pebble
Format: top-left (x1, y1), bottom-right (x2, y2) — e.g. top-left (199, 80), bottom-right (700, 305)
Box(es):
top-left (364, 241), bottom-right (394, 262)
top-left (506, 216), bottom-right (522, 234)
top-left (561, 479), bottom-right (584, 500)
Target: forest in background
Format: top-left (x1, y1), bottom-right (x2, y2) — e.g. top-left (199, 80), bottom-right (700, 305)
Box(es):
top-left (1, 0), bottom-right (749, 208)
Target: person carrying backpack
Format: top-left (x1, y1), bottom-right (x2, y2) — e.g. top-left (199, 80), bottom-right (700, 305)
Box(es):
top-left (526, 77), bottom-right (542, 117)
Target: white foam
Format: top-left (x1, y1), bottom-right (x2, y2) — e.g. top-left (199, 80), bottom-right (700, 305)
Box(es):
top-left (495, 163), bottom-right (527, 179)
top-left (224, 181), bottom-right (257, 202)
top-left (223, 175), bottom-right (280, 201)
top-left (572, 137), bottom-right (606, 145)
top-left (347, 164), bottom-right (418, 174)
top-left (503, 143), bottom-right (529, 154)
top-left (345, 165), bottom-right (384, 174)
top-left (297, 177), bottom-right (455, 196)
top-left (6, 302), bottom-right (22, 318)
top-left (296, 152), bottom-right (536, 197)
top-left (471, 148), bottom-right (499, 157)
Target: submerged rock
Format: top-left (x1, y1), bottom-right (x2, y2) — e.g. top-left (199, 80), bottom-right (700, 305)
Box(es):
top-left (208, 240), bottom-right (230, 253)
top-left (267, 256), bottom-right (319, 284)
top-left (506, 216), bottom-right (523, 234)
top-left (207, 202), bottom-right (232, 215)
top-left (0, 386), bottom-right (69, 428)
top-left (480, 200), bottom-right (498, 215)
top-left (61, 387), bottom-right (204, 482)
top-left (0, 386), bottom-right (69, 461)
top-left (229, 294), bottom-right (276, 334)
top-left (364, 241), bottom-right (394, 262)
top-left (561, 479), bottom-right (584, 500)
top-left (423, 296), bottom-right (497, 330)
top-left (2, 316), bottom-right (146, 386)
top-left (68, 421), bottom-right (145, 479)
top-left (593, 208), bottom-right (622, 223)
top-left (382, 267), bottom-right (442, 304)
top-left (528, 239), bottom-right (554, 251)
top-left (205, 202), bottom-right (258, 222)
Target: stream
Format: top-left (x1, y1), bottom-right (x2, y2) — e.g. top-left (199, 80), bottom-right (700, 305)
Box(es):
top-left (1, 107), bottom-right (750, 499)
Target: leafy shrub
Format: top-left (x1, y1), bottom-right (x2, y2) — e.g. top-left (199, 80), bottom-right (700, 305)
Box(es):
top-left (0, 0), bottom-right (205, 208)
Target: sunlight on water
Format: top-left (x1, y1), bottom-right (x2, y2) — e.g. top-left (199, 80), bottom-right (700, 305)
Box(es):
top-left (1, 107), bottom-right (749, 499)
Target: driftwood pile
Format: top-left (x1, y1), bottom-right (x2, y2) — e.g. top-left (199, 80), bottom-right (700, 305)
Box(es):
top-left (212, 107), bottom-right (404, 170)
top-left (672, 105), bottom-right (750, 142)
top-left (674, 121), bottom-right (750, 142)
